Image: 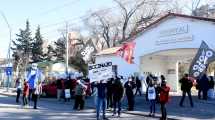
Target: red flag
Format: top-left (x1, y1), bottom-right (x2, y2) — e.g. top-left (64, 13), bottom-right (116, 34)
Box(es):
top-left (116, 42), bottom-right (135, 64)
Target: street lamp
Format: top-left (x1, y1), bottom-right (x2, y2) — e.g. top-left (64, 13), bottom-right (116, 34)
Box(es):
top-left (0, 11), bottom-right (12, 91)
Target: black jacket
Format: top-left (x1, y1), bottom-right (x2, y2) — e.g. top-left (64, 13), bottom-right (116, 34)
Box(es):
top-left (179, 77), bottom-right (192, 91)
top-left (112, 80), bottom-right (124, 101)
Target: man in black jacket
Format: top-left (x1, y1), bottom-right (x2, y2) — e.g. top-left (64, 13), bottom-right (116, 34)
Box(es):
top-left (112, 77), bottom-right (124, 117)
top-left (124, 77), bottom-right (136, 111)
top-left (179, 74), bottom-right (194, 107)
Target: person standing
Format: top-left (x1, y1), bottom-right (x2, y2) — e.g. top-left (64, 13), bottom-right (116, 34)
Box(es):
top-left (208, 76), bottom-right (215, 99)
top-left (56, 78), bottom-right (63, 101)
top-left (32, 81), bottom-right (42, 109)
top-left (112, 77), bottom-right (124, 117)
top-left (95, 80), bottom-right (108, 120)
top-left (179, 73), bottom-right (194, 107)
top-left (159, 79), bottom-right (170, 120)
top-left (197, 74), bottom-right (209, 100)
top-left (147, 80), bottom-right (156, 117)
top-left (106, 78), bottom-right (113, 109)
top-left (23, 79), bottom-right (29, 107)
top-left (15, 78), bottom-right (22, 103)
top-left (135, 76), bottom-right (142, 96)
top-left (64, 78), bottom-right (71, 102)
top-left (73, 78), bottom-right (87, 110)
top-left (124, 77), bottom-right (135, 111)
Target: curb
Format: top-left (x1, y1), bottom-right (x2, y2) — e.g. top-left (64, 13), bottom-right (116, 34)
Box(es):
top-left (122, 111), bottom-right (179, 120)
top-left (0, 92), bottom-right (16, 97)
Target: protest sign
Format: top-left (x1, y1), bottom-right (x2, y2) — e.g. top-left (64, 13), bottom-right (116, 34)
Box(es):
top-left (88, 62), bottom-right (113, 83)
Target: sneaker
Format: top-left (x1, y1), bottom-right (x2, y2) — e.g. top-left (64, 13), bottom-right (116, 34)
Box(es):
top-left (112, 113), bottom-right (116, 116)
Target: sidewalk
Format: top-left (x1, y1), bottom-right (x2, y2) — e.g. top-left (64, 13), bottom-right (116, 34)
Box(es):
top-left (0, 87), bottom-right (215, 120)
top-left (122, 94), bottom-right (215, 120)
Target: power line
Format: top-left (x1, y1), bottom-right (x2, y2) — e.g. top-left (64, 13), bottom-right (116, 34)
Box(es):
top-left (39, 0), bottom-right (81, 16)
top-left (39, 0), bottom-right (164, 38)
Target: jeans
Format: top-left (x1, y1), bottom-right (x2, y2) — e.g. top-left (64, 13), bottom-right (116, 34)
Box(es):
top-left (16, 89), bottom-right (21, 103)
top-left (28, 89), bottom-right (34, 101)
top-left (126, 94), bottom-right (134, 111)
top-left (23, 95), bottom-right (28, 106)
top-left (135, 88), bottom-right (142, 96)
top-left (74, 95), bottom-right (85, 110)
top-left (113, 99), bottom-right (122, 115)
top-left (198, 89), bottom-right (208, 100)
top-left (96, 97), bottom-right (106, 119)
top-left (32, 93), bottom-right (38, 109)
top-left (149, 100), bottom-right (155, 114)
top-left (107, 93), bottom-right (113, 108)
top-left (57, 89), bottom-right (62, 100)
top-left (179, 91), bottom-right (193, 107)
top-left (160, 102), bottom-right (167, 120)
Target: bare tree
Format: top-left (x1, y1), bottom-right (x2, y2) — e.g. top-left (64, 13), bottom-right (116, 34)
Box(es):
top-left (84, 0), bottom-right (161, 50)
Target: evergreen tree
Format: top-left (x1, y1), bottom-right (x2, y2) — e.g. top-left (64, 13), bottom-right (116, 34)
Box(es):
top-left (32, 26), bottom-right (44, 62)
top-left (11, 20), bottom-right (33, 76)
top-left (54, 37), bottom-right (66, 62)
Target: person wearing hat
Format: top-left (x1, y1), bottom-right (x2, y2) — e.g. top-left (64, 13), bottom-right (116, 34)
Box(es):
top-left (159, 75), bottom-right (170, 120)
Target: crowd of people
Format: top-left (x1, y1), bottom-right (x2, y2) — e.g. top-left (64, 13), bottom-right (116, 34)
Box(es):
top-left (14, 70), bottom-right (215, 120)
top-left (15, 78), bottom-right (42, 109)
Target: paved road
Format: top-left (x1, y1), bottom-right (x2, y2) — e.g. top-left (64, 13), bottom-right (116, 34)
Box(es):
top-left (0, 95), bottom-right (157, 120)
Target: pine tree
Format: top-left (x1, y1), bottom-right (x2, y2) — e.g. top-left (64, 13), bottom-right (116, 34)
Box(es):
top-left (11, 20), bottom-right (33, 77)
top-left (32, 26), bottom-right (44, 62)
top-left (54, 37), bottom-right (66, 62)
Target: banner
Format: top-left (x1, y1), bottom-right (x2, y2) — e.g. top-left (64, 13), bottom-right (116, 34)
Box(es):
top-left (88, 62), bottom-right (113, 83)
top-left (80, 40), bottom-right (96, 63)
top-left (116, 42), bottom-right (135, 64)
top-left (189, 41), bottom-right (215, 79)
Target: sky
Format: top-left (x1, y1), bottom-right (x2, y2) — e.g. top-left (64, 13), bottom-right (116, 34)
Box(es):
top-left (0, 0), bottom-right (114, 58)
top-left (0, 0), bottom-right (214, 58)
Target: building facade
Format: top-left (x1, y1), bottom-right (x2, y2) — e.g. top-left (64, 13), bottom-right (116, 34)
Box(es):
top-left (95, 13), bottom-right (215, 92)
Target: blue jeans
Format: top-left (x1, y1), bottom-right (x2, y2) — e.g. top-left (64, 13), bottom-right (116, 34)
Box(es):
top-left (149, 100), bottom-right (155, 114)
top-left (96, 97), bottom-right (106, 119)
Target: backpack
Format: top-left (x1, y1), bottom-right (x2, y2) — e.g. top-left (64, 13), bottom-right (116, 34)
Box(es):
top-left (159, 86), bottom-right (170, 103)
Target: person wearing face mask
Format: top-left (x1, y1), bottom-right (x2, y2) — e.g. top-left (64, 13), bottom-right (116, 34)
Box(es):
top-left (124, 77), bottom-right (136, 111)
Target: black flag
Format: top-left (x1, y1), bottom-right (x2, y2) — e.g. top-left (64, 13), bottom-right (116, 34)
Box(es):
top-left (80, 39), bottom-right (96, 63)
top-left (189, 41), bottom-right (215, 79)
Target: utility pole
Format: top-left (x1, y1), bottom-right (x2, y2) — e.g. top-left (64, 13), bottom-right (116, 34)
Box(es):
top-left (65, 22), bottom-right (69, 79)
top-left (0, 11), bottom-right (12, 91)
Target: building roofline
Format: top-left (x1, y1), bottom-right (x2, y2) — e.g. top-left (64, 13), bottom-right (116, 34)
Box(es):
top-left (127, 12), bottom-right (215, 42)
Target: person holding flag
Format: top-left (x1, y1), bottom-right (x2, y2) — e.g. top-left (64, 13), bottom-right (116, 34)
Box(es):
top-left (26, 63), bottom-right (43, 109)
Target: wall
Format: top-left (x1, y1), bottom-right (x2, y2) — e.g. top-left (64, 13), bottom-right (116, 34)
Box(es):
top-left (133, 17), bottom-right (215, 61)
top-left (95, 16), bottom-right (215, 92)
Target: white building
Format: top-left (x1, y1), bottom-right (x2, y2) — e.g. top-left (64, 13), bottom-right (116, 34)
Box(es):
top-left (95, 13), bottom-right (215, 92)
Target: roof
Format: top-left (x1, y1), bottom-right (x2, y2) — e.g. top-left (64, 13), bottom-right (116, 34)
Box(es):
top-left (96, 13), bottom-right (215, 56)
top-left (145, 12), bottom-right (215, 29)
top-left (127, 12), bottom-right (215, 42)
top-left (96, 46), bottom-right (121, 56)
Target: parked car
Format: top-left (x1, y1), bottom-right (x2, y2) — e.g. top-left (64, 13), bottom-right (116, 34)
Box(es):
top-left (42, 79), bottom-right (91, 98)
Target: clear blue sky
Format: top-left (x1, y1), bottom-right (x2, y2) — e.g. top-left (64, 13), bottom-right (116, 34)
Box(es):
top-left (0, 0), bottom-right (114, 58)
top-left (0, 0), bottom-right (213, 58)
